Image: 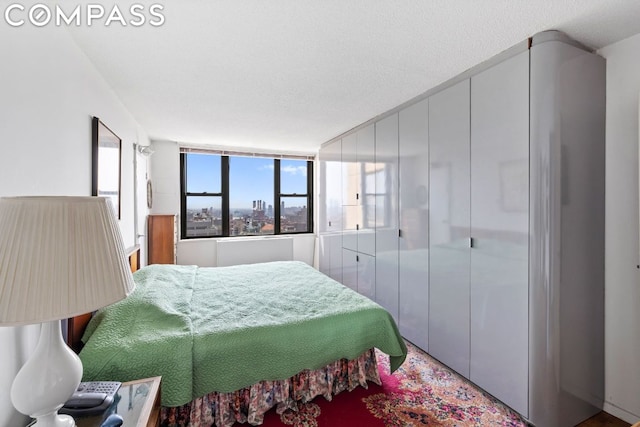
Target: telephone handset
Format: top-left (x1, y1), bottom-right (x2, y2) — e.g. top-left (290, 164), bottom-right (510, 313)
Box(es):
top-left (59, 381), bottom-right (121, 417)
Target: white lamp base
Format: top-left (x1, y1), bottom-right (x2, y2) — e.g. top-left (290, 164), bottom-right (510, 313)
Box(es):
top-left (11, 321), bottom-right (83, 427)
top-left (29, 413), bottom-right (76, 427)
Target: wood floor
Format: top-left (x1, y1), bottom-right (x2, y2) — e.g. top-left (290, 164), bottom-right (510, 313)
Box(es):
top-left (576, 412), bottom-right (630, 427)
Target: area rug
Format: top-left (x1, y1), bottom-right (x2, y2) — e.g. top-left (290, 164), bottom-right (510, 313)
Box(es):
top-left (255, 341), bottom-right (527, 427)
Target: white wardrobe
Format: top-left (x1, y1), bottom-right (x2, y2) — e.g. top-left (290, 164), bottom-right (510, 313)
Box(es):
top-left (317, 31), bottom-right (605, 427)
top-left (341, 125), bottom-right (376, 300)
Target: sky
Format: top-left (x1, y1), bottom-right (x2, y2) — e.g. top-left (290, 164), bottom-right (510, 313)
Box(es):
top-left (186, 153), bottom-right (307, 210)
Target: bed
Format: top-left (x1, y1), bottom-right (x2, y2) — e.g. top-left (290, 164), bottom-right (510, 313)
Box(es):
top-left (76, 260), bottom-right (407, 426)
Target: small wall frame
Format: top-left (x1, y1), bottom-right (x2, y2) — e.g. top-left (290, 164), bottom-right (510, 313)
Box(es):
top-left (91, 116), bottom-right (121, 219)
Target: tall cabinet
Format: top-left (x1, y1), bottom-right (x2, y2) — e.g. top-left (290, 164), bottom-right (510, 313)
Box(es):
top-left (318, 139), bottom-right (343, 282)
top-left (397, 99), bottom-right (430, 351)
top-left (428, 79), bottom-right (471, 378)
top-left (374, 114), bottom-right (399, 321)
top-left (527, 34), bottom-right (605, 427)
top-left (317, 31), bottom-right (605, 427)
top-left (341, 125), bottom-right (376, 298)
top-left (468, 50), bottom-right (530, 414)
top-left (147, 214), bottom-right (176, 265)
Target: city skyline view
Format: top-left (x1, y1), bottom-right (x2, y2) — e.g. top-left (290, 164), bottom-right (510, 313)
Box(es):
top-left (183, 153), bottom-right (310, 237)
top-left (186, 153), bottom-right (307, 210)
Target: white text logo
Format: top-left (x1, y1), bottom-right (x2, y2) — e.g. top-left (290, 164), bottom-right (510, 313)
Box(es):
top-left (4, 3), bottom-right (165, 27)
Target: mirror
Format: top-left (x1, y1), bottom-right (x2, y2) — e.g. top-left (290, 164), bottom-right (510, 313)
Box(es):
top-left (92, 117), bottom-right (121, 219)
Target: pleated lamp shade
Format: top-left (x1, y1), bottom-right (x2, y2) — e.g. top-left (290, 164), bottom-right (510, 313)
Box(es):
top-left (0, 196), bottom-right (135, 326)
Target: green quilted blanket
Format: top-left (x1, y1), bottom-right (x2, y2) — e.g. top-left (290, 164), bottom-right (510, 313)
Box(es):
top-left (80, 261), bottom-right (407, 407)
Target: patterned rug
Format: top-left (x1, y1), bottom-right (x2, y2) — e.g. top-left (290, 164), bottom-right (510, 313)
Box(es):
top-left (257, 341), bottom-right (527, 427)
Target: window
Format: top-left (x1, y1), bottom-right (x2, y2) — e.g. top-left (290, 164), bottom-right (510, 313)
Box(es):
top-left (278, 159), bottom-right (311, 233)
top-left (180, 150), bottom-right (313, 239)
top-left (183, 154), bottom-right (224, 237)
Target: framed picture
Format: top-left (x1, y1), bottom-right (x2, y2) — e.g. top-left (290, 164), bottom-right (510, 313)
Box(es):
top-left (92, 117), bottom-right (121, 219)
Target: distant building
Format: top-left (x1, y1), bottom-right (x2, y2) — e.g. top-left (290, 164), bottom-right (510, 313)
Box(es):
top-left (186, 217), bottom-right (217, 236)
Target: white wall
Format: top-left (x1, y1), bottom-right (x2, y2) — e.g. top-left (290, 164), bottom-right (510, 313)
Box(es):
top-left (0, 24), bottom-right (149, 424)
top-left (598, 34), bottom-right (640, 424)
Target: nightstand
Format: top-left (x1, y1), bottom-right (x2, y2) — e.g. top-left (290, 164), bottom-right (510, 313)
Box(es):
top-left (73, 376), bottom-right (161, 427)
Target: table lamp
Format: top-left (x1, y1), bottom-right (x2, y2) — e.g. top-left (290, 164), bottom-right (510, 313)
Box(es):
top-left (0, 196), bottom-right (135, 427)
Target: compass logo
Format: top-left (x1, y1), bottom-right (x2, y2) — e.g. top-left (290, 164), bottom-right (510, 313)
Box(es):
top-left (4, 3), bottom-right (165, 27)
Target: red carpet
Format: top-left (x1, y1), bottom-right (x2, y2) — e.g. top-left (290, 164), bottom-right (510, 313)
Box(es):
top-left (257, 341), bottom-right (527, 427)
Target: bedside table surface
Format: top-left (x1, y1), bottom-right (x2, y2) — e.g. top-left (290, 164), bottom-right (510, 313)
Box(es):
top-left (74, 376), bottom-right (161, 427)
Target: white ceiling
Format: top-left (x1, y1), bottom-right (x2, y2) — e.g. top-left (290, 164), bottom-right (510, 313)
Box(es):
top-left (67, 0), bottom-right (640, 154)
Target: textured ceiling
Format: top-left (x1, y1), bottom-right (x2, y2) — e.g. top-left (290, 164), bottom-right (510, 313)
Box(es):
top-left (67, 0), bottom-right (640, 154)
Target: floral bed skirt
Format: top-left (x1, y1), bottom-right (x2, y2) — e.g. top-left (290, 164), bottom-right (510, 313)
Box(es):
top-left (160, 348), bottom-right (380, 427)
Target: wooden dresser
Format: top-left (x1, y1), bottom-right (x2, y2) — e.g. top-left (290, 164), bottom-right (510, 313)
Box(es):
top-left (148, 214), bottom-right (176, 265)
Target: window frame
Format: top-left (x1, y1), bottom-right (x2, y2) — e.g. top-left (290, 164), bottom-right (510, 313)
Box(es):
top-left (274, 159), bottom-right (314, 235)
top-left (180, 152), bottom-right (313, 239)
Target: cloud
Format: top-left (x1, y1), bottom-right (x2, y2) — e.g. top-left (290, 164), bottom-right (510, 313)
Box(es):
top-left (281, 165), bottom-right (307, 176)
top-left (257, 163), bottom-right (306, 177)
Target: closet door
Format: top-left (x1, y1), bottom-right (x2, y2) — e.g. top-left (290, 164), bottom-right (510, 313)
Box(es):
top-left (469, 51), bottom-right (529, 415)
top-left (342, 133), bottom-right (358, 206)
top-left (398, 99), bottom-right (429, 350)
top-left (357, 252), bottom-right (376, 300)
top-left (428, 79), bottom-right (471, 377)
top-left (342, 205), bottom-right (359, 252)
top-left (375, 113), bottom-right (399, 321)
top-left (324, 140), bottom-right (343, 235)
top-left (342, 248), bottom-right (374, 298)
top-left (357, 124), bottom-right (376, 257)
top-left (318, 143), bottom-right (331, 276)
top-left (327, 138), bottom-right (344, 282)
top-left (342, 133), bottom-right (359, 253)
top-left (327, 234), bottom-right (343, 282)
top-left (342, 248), bottom-right (358, 292)
top-left (318, 140), bottom-right (343, 281)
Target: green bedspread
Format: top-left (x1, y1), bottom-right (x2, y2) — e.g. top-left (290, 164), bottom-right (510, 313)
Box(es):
top-left (80, 261), bottom-right (407, 407)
